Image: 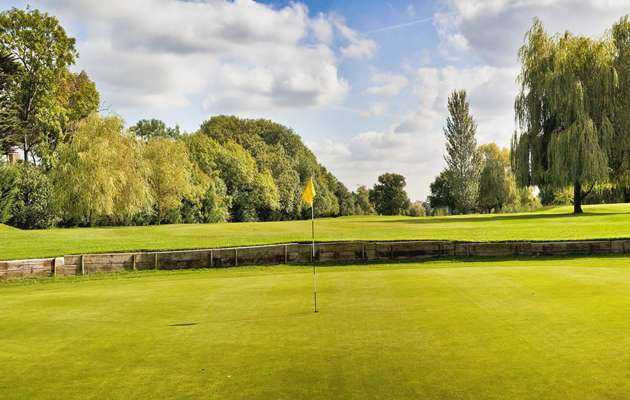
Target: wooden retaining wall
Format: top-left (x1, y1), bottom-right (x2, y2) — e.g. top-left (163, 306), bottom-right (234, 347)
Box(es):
top-left (3, 239), bottom-right (630, 280)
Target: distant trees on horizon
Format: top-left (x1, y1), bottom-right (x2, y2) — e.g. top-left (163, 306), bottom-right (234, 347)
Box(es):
top-left (2, 7), bottom-right (630, 228)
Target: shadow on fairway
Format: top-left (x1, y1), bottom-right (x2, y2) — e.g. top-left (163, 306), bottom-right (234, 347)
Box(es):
top-left (367, 212), bottom-right (629, 225)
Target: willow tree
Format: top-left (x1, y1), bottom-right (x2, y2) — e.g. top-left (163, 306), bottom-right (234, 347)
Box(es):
top-left (512, 20), bottom-right (617, 213)
top-left (612, 16), bottom-right (630, 201)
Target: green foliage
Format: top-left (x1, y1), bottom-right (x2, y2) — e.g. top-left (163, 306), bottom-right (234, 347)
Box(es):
top-left (512, 19), bottom-right (619, 213)
top-left (0, 163), bottom-right (18, 223)
top-left (612, 16), bottom-right (630, 190)
top-left (353, 185), bottom-right (375, 215)
top-left (0, 50), bottom-right (19, 154)
top-left (52, 114), bottom-right (152, 225)
top-left (407, 201), bottom-right (425, 217)
top-left (443, 90), bottom-right (481, 213)
top-left (9, 162), bottom-right (56, 229)
top-left (143, 138), bottom-right (196, 224)
top-left (369, 173), bottom-right (411, 215)
top-left (130, 119), bottom-right (182, 140)
top-left (197, 177), bottom-right (231, 223)
top-left (428, 170), bottom-right (455, 212)
top-left (0, 7), bottom-right (78, 162)
top-left (58, 70), bottom-right (99, 129)
top-left (477, 144), bottom-right (517, 213)
top-left (197, 116), bottom-right (348, 220)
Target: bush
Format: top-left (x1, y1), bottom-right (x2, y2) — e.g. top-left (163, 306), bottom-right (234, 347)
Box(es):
top-left (10, 163), bottom-right (56, 229)
top-left (407, 201), bottom-right (426, 217)
top-left (0, 163), bottom-right (18, 223)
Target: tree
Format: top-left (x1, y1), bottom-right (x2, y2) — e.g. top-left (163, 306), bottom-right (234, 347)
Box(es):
top-left (58, 70), bottom-right (99, 129)
top-left (0, 50), bottom-right (19, 155)
top-left (369, 173), bottom-right (411, 215)
top-left (612, 16), bottom-right (630, 202)
top-left (130, 119), bottom-right (181, 140)
top-left (512, 19), bottom-right (617, 213)
top-left (197, 177), bottom-right (231, 223)
top-left (143, 138), bottom-right (196, 224)
top-left (198, 115), bottom-right (349, 219)
top-left (185, 133), bottom-right (279, 222)
top-left (10, 163), bottom-right (56, 229)
top-left (443, 90), bottom-right (481, 213)
top-left (0, 8), bottom-right (77, 163)
top-left (477, 143), bottom-right (516, 213)
top-left (52, 114), bottom-right (151, 225)
top-left (353, 185), bottom-right (375, 215)
top-left (407, 201), bottom-right (425, 217)
top-left (0, 163), bottom-right (18, 223)
top-left (428, 170), bottom-right (455, 212)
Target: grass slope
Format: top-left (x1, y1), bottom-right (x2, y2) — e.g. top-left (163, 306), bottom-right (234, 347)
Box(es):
top-left (2, 203), bottom-right (630, 260)
top-left (3, 257), bottom-right (630, 399)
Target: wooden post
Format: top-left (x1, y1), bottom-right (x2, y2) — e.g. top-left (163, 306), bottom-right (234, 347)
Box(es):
top-left (154, 253), bottom-right (158, 270)
top-left (234, 248), bottom-right (238, 266)
top-left (81, 255), bottom-right (85, 275)
top-left (284, 244), bottom-right (288, 264)
top-left (362, 243), bottom-right (366, 261)
top-left (52, 258), bottom-right (57, 277)
top-left (132, 254), bottom-right (137, 271)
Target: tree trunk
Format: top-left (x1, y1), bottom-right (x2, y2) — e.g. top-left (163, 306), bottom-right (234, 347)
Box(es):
top-left (624, 187), bottom-right (630, 203)
top-left (573, 181), bottom-right (583, 214)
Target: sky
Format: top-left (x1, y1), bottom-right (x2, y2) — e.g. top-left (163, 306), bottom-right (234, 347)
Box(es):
top-left (3, 0), bottom-right (629, 200)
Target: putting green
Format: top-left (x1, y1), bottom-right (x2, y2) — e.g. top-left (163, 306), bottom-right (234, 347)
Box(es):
top-left (2, 257), bottom-right (630, 399)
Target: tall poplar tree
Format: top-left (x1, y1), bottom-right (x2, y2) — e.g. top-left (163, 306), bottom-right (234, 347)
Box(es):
top-left (443, 90), bottom-right (481, 213)
top-left (512, 20), bottom-right (617, 213)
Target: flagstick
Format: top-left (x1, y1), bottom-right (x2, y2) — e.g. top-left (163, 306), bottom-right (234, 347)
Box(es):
top-left (312, 203), bottom-right (317, 313)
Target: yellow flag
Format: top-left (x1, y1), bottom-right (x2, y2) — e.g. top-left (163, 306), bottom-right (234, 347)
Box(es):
top-left (301, 177), bottom-right (316, 206)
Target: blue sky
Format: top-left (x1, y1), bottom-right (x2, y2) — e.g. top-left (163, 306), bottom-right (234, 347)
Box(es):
top-left (4, 0), bottom-right (629, 200)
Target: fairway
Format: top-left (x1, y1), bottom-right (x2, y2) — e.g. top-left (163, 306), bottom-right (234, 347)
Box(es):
top-left (3, 257), bottom-right (630, 399)
top-left (2, 203), bottom-right (630, 260)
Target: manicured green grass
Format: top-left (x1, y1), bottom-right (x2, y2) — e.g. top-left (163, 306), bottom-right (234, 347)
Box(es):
top-left (3, 257), bottom-right (630, 399)
top-left (2, 203), bottom-right (630, 260)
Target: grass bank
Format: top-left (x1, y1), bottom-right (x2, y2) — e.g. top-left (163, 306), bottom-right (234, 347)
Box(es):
top-left (2, 203), bottom-right (630, 260)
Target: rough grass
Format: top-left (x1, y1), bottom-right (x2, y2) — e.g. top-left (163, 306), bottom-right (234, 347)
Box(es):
top-left (3, 256), bottom-right (630, 399)
top-left (2, 203), bottom-right (630, 260)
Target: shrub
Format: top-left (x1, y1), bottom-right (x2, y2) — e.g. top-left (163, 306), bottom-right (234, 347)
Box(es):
top-left (10, 163), bottom-right (56, 229)
top-left (0, 163), bottom-right (18, 223)
top-left (407, 201), bottom-right (426, 217)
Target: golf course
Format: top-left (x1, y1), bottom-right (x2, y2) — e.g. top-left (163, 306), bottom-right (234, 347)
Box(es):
top-left (2, 203), bottom-right (630, 260)
top-left (3, 257), bottom-right (630, 399)
top-left (2, 204), bottom-right (630, 398)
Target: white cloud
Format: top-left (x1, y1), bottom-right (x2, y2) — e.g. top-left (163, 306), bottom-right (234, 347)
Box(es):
top-left (38, 0), bottom-right (373, 113)
top-left (312, 64), bottom-right (519, 200)
top-left (360, 103), bottom-right (388, 118)
top-left (333, 16), bottom-right (378, 59)
top-left (365, 72), bottom-right (409, 97)
top-left (436, 0), bottom-right (630, 66)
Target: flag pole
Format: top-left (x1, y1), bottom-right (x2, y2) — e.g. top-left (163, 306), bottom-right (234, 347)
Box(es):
top-left (312, 201), bottom-right (317, 313)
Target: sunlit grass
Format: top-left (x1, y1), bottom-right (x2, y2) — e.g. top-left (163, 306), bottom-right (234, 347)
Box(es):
top-left (3, 256), bottom-right (630, 399)
top-left (2, 203), bottom-right (630, 260)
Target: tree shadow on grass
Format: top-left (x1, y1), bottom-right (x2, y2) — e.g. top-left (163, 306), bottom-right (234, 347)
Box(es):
top-left (366, 212), bottom-right (630, 225)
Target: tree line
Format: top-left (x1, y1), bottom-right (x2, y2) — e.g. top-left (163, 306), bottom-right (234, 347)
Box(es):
top-left (0, 8), bottom-right (420, 229)
top-left (428, 16), bottom-right (630, 215)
